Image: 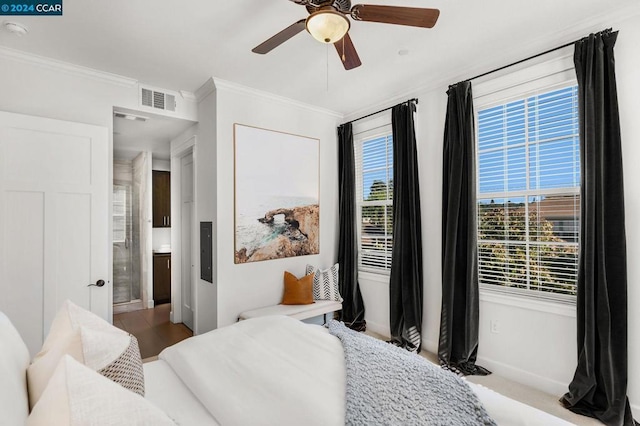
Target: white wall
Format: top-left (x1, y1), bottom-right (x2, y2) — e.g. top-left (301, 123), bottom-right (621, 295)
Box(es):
top-left (0, 49), bottom-right (198, 322)
top-left (0, 53), bottom-right (137, 321)
top-left (212, 79), bottom-right (342, 328)
top-left (353, 13), bottom-right (640, 416)
top-left (168, 125), bottom-right (198, 325)
top-left (193, 84), bottom-right (218, 334)
top-left (615, 14), bottom-right (640, 416)
top-left (152, 159), bottom-right (171, 171)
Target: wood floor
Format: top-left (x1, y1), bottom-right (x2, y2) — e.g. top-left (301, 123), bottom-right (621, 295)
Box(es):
top-left (113, 303), bottom-right (192, 359)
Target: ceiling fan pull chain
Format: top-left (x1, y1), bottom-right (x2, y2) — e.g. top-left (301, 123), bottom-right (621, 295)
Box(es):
top-left (326, 43), bottom-right (329, 92)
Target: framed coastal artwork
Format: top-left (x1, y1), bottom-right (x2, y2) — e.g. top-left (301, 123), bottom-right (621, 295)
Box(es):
top-left (234, 124), bottom-right (320, 264)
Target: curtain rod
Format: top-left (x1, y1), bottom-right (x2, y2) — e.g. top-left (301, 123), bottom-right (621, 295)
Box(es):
top-left (343, 98), bottom-right (418, 126)
top-left (457, 28), bottom-right (613, 85)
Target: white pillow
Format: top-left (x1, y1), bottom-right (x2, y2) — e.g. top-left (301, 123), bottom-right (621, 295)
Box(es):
top-left (27, 355), bottom-right (175, 426)
top-left (28, 324), bottom-right (144, 407)
top-left (33, 300), bottom-right (116, 363)
top-left (305, 263), bottom-right (343, 302)
top-left (0, 311), bottom-right (31, 426)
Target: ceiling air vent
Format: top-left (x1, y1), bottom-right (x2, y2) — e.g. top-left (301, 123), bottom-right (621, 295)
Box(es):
top-left (165, 94), bottom-right (176, 112)
top-left (140, 87), bottom-right (176, 112)
top-left (153, 91), bottom-right (164, 109)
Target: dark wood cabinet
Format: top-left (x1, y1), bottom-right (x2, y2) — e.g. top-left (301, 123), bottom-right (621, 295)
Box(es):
top-left (153, 253), bottom-right (171, 305)
top-left (152, 171), bottom-right (171, 228)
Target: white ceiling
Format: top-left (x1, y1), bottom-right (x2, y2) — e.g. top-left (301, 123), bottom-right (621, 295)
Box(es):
top-left (0, 0), bottom-right (638, 115)
top-left (113, 107), bottom-right (195, 161)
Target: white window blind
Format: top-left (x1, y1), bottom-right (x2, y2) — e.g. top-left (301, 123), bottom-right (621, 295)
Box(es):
top-left (476, 85), bottom-right (580, 299)
top-left (355, 131), bottom-right (393, 273)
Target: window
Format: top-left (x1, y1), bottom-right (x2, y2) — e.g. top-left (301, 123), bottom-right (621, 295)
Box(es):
top-left (476, 85), bottom-right (580, 299)
top-left (113, 185), bottom-right (127, 243)
top-left (355, 130), bottom-right (393, 273)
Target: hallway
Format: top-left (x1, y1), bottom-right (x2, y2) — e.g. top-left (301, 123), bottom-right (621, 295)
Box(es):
top-left (114, 303), bottom-right (192, 359)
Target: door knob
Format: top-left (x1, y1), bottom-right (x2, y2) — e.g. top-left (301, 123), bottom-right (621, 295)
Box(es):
top-left (88, 279), bottom-right (106, 287)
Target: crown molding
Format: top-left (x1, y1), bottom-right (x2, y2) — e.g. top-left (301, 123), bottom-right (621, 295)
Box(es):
top-left (195, 78), bottom-right (216, 102)
top-left (343, 2), bottom-right (640, 123)
top-left (179, 90), bottom-right (197, 101)
top-left (0, 45), bottom-right (138, 88)
top-left (212, 77), bottom-right (343, 119)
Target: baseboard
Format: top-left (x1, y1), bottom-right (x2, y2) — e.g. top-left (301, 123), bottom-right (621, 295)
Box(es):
top-left (169, 310), bottom-right (174, 323)
top-left (477, 356), bottom-right (570, 396)
top-left (632, 402), bottom-right (639, 420)
top-left (422, 339), bottom-right (438, 355)
top-left (147, 300), bottom-right (154, 309)
top-left (365, 320), bottom-right (390, 339)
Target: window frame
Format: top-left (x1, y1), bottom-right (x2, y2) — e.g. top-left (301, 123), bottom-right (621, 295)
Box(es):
top-left (354, 123), bottom-right (394, 275)
top-left (473, 55), bottom-right (580, 304)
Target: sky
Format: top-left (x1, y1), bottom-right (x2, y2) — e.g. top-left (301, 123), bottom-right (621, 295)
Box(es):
top-left (361, 134), bottom-right (393, 200)
top-left (477, 85), bottom-right (580, 197)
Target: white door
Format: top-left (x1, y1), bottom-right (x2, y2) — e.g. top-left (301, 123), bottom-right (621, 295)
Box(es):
top-left (180, 152), bottom-right (194, 330)
top-left (0, 111), bottom-right (109, 356)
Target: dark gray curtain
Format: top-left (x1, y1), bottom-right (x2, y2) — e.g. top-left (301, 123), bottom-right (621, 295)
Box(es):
top-left (389, 101), bottom-right (423, 352)
top-left (337, 123), bottom-right (366, 331)
top-left (560, 30), bottom-right (637, 426)
top-left (438, 81), bottom-right (489, 376)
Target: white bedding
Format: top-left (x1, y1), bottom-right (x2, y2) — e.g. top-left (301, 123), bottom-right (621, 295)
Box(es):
top-left (159, 315), bottom-right (346, 426)
top-left (157, 315), bottom-right (574, 426)
top-left (468, 382), bottom-right (574, 425)
top-left (144, 360), bottom-right (220, 425)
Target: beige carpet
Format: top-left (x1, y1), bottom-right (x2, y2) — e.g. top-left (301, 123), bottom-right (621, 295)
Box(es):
top-left (365, 330), bottom-right (602, 425)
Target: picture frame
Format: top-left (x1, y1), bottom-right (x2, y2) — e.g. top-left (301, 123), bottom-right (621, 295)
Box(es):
top-left (234, 124), bottom-right (320, 264)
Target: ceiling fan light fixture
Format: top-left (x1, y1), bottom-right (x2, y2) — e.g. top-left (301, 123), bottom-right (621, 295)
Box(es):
top-left (305, 8), bottom-right (350, 44)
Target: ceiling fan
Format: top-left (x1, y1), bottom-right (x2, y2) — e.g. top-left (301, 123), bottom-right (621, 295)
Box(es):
top-left (252, 0), bottom-right (440, 70)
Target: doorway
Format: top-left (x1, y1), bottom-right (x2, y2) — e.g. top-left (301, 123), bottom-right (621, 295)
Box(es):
top-left (180, 150), bottom-right (195, 331)
top-left (112, 107), bottom-right (196, 321)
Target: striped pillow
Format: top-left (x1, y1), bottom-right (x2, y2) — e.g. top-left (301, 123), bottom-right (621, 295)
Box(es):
top-left (305, 263), bottom-right (342, 302)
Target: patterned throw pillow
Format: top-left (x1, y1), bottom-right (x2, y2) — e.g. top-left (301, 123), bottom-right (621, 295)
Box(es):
top-left (305, 263), bottom-right (343, 302)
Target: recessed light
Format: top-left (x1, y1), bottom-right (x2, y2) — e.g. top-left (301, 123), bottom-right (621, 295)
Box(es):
top-left (398, 48), bottom-right (410, 56)
top-left (3, 21), bottom-right (28, 36)
top-left (113, 111), bottom-right (149, 122)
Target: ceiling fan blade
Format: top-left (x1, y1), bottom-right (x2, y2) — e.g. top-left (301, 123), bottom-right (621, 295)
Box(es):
top-left (334, 32), bottom-right (362, 70)
top-left (351, 5), bottom-right (440, 28)
top-left (252, 19), bottom-right (306, 54)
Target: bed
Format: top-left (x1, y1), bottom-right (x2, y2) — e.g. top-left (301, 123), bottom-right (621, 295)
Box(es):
top-left (1, 309), bottom-right (575, 425)
top-left (146, 316), bottom-right (573, 425)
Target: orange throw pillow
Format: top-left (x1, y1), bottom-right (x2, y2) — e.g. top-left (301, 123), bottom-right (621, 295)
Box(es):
top-left (282, 271), bottom-right (314, 305)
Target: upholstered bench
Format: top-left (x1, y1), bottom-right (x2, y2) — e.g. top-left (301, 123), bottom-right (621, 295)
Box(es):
top-left (238, 300), bottom-right (342, 323)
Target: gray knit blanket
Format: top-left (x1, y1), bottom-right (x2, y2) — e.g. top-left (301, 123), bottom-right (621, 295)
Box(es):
top-left (327, 320), bottom-right (496, 426)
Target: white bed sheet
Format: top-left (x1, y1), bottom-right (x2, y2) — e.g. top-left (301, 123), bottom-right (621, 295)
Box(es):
top-left (157, 315), bottom-right (575, 426)
top-left (144, 359), bottom-right (220, 425)
top-left (159, 315), bottom-right (346, 426)
top-left (468, 382), bottom-right (575, 425)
